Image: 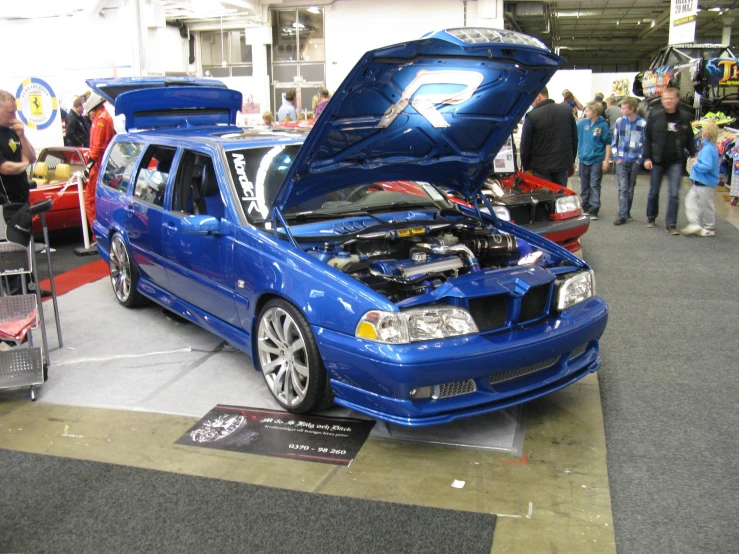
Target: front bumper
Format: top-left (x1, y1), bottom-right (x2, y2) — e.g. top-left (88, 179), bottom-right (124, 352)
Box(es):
top-left (530, 215), bottom-right (590, 252)
top-left (315, 296), bottom-right (608, 426)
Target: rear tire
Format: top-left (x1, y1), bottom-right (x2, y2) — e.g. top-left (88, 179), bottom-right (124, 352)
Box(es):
top-left (256, 298), bottom-right (333, 414)
top-left (108, 233), bottom-right (147, 308)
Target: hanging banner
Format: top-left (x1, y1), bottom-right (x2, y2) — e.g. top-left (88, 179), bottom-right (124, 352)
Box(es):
top-left (669, 0), bottom-right (697, 45)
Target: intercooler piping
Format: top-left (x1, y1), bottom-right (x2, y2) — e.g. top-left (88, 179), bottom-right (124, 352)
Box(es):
top-left (413, 242), bottom-right (481, 273)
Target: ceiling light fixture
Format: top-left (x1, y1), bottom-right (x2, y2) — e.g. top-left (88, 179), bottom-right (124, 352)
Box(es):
top-left (220, 15), bottom-right (226, 68)
top-left (557, 10), bottom-right (599, 17)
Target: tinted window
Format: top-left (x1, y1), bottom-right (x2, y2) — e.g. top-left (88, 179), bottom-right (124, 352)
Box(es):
top-left (133, 146), bottom-right (176, 207)
top-left (225, 145), bottom-right (300, 223)
top-left (172, 151), bottom-right (224, 219)
top-left (101, 142), bottom-right (142, 192)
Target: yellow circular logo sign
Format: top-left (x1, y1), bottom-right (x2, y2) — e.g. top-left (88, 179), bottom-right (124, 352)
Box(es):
top-left (16, 78), bottom-right (58, 131)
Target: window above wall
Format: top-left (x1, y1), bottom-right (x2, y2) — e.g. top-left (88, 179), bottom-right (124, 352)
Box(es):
top-left (270, 7), bottom-right (325, 86)
top-left (201, 30), bottom-right (253, 77)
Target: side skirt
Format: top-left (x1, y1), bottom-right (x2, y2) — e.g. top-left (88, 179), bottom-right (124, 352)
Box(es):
top-left (137, 277), bottom-right (254, 364)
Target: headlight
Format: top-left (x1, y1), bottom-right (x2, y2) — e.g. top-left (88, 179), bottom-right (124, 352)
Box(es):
top-left (557, 270), bottom-right (595, 310)
top-left (492, 206), bottom-right (511, 221)
top-left (356, 307), bottom-right (478, 344)
top-left (555, 195), bottom-right (581, 213)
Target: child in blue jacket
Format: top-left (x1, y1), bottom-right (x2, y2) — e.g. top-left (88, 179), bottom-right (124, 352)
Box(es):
top-left (576, 101), bottom-right (612, 219)
top-left (682, 122), bottom-right (719, 237)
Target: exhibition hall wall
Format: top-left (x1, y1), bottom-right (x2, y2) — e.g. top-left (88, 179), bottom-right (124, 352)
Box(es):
top-left (0, 0), bottom-right (640, 150)
top-left (0, 0), bottom-right (187, 112)
top-left (323, 0), bottom-right (467, 92)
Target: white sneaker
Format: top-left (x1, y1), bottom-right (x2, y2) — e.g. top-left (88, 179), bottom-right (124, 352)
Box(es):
top-left (680, 224), bottom-right (702, 236)
top-left (699, 228), bottom-right (715, 237)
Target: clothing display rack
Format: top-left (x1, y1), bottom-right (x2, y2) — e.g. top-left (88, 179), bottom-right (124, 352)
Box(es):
top-left (0, 200), bottom-right (62, 400)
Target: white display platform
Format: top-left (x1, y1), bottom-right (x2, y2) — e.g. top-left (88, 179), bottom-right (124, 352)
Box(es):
top-left (28, 278), bottom-right (524, 454)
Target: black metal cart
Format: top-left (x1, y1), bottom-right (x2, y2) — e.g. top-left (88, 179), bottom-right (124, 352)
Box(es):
top-left (0, 201), bottom-right (62, 400)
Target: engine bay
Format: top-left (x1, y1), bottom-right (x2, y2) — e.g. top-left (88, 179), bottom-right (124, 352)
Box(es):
top-left (304, 220), bottom-right (561, 303)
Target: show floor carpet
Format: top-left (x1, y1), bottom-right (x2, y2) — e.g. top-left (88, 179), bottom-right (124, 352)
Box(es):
top-left (577, 173), bottom-right (739, 554)
top-left (0, 448), bottom-right (496, 554)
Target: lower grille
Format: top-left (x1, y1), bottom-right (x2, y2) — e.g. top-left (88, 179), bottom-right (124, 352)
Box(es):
top-left (489, 355), bottom-right (561, 385)
top-left (570, 343), bottom-right (589, 359)
top-left (437, 379), bottom-right (477, 399)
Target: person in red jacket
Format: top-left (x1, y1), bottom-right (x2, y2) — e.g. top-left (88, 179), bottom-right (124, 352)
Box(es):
top-left (82, 92), bottom-right (115, 238)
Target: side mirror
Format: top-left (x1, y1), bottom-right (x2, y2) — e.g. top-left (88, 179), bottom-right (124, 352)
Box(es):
top-left (180, 215), bottom-right (221, 235)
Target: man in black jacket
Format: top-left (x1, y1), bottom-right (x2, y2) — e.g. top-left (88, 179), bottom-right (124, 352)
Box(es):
top-left (520, 86), bottom-right (578, 187)
top-left (65, 97), bottom-right (90, 147)
top-left (643, 88), bottom-right (696, 234)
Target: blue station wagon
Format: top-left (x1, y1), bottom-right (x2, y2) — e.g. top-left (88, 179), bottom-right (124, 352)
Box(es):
top-left (91, 28), bottom-right (608, 427)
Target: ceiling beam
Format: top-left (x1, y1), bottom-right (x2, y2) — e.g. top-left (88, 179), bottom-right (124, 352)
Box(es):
top-left (637, 9), bottom-right (671, 39)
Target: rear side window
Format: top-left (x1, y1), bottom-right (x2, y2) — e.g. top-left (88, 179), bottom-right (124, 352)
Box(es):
top-left (101, 142), bottom-right (142, 192)
top-left (172, 151), bottom-right (224, 219)
top-left (134, 146), bottom-right (176, 207)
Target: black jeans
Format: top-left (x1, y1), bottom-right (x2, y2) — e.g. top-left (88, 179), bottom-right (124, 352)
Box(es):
top-left (532, 169), bottom-right (569, 188)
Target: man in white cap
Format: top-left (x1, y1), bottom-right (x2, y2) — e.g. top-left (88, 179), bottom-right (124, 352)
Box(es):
top-left (83, 92), bottom-right (115, 237)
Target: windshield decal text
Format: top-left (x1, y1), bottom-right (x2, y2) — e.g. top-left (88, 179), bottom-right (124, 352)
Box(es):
top-left (231, 152), bottom-right (260, 214)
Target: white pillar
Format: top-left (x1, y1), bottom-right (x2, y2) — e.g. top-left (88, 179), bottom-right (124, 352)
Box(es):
top-left (244, 26), bottom-right (272, 114)
top-left (722, 18), bottom-right (733, 45)
top-left (472, 0), bottom-right (505, 30)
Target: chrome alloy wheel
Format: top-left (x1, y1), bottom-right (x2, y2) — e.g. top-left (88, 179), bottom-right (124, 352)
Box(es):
top-left (257, 306), bottom-right (310, 407)
top-left (109, 235), bottom-right (132, 302)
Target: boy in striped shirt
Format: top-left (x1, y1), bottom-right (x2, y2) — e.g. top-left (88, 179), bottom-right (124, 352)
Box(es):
top-left (611, 97), bottom-right (647, 225)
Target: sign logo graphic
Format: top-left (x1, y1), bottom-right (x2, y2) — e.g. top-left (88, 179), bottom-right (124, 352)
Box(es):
top-left (15, 77), bottom-right (58, 130)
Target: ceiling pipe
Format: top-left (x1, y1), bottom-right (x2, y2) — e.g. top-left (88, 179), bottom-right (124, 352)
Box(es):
top-left (504, 11), bottom-right (522, 32)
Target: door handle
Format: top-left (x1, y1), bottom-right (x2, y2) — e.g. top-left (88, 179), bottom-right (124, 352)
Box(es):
top-left (164, 221), bottom-right (177, 233)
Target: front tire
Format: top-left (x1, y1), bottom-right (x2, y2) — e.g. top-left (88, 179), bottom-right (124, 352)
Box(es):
top-left (256, 298), bottom-right (333, 414)
top-left (108, 233), bottom-right (146, 308)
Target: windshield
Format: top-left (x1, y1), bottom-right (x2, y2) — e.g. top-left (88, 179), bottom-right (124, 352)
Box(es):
top-left (678, 47), bottom-right (734, 60)
top-left (282, 180), bottom-right (454, 220)
top-left (225, 145), bottom-right (456, 224)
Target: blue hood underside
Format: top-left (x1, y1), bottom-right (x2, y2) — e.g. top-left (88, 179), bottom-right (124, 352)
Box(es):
top-left (272, 28), bottom-right (564, 212)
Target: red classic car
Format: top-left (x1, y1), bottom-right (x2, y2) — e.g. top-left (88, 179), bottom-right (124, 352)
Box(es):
top-left (260, 124), bottom-right (588, 253)
top-left (446, 171), bottom-right (589, 255)
top-left (28, 147), bottom-right (89, 233)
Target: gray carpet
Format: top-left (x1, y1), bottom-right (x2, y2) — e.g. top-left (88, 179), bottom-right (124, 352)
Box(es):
top-left (0, 448), bottom-right (496, 554)
top-left (579, 173), bottom-right (739, 554)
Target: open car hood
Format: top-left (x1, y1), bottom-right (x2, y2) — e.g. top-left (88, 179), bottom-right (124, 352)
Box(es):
top-left (271, 28), bottom-right (563, 213)
top-left (86, 77), bottom-right (241, 131)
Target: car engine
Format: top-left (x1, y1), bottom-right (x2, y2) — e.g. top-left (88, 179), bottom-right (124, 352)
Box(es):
top-left (307, 223), bottom-right (542, 303)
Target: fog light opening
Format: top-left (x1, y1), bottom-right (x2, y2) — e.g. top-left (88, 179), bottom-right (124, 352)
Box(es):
top-left (409, 386), bottom-right (435, 400)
